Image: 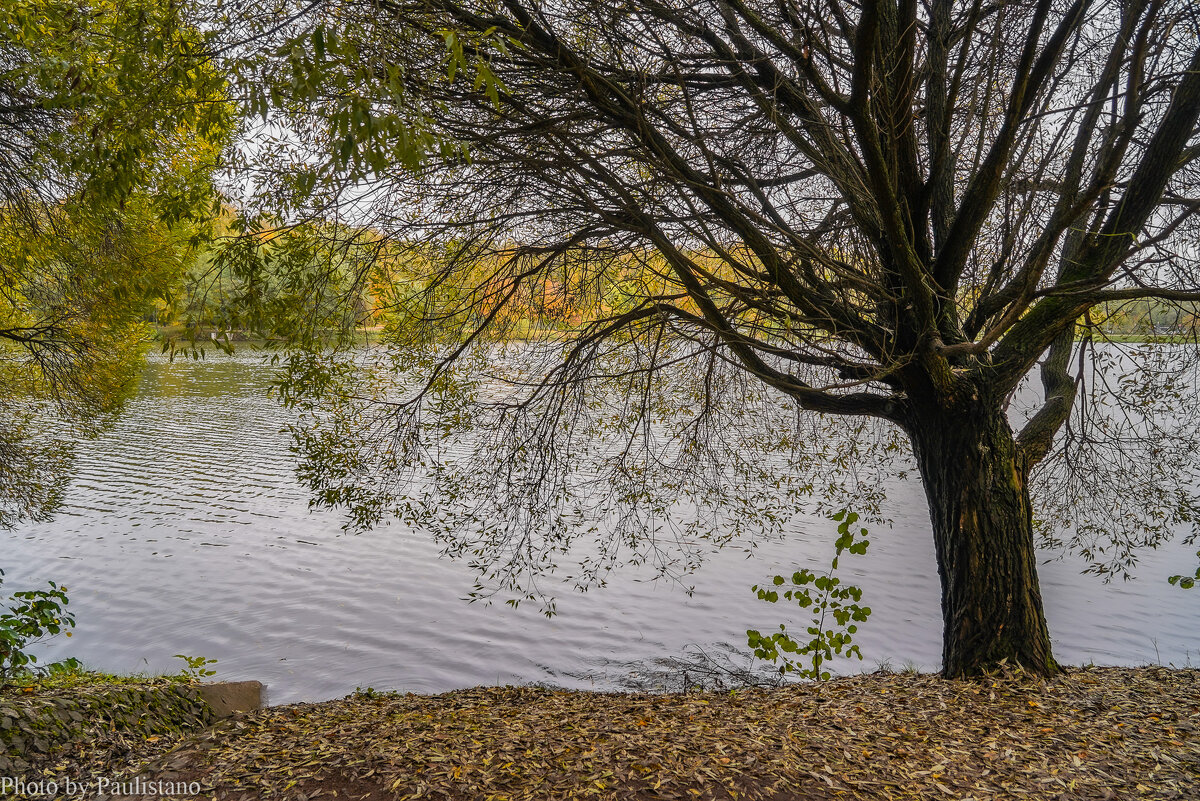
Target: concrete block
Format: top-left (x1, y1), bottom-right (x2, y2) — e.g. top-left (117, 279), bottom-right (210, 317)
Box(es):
top-left (196, 681), bottom-right (265, 717)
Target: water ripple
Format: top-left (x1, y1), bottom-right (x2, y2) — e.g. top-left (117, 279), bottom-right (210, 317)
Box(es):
top-left (3, 352), bottom-right (1198, 703)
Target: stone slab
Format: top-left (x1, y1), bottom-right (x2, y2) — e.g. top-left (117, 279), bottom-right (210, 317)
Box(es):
top-left (196, 681), bottom-right (265, 717)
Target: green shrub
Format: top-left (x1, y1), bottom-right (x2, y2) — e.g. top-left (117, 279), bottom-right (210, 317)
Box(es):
top-left (0, 569), bottom-right (76, 684)
top-left (747, 510), bottom-right (873, 680)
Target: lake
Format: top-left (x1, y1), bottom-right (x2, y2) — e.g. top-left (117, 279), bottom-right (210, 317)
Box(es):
top-left (4, 352), bottom-right (1198, 703)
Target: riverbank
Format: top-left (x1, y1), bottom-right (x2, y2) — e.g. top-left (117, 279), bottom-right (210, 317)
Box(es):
top-left (0, 671), bottom-right (213, 788)
top-left (34, 665), bottom-right (1193, 800)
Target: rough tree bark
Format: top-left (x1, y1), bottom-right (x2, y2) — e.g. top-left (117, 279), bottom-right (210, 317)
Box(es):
top-left (907, 385), bottom-right (1058, 677)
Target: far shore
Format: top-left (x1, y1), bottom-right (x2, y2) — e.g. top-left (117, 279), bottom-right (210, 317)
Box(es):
top-left (147, 324), bottom-right (1200, 351)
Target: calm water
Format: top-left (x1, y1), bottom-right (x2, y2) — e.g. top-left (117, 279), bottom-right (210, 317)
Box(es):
top-left (4, 353), bottom-right (1198, 703)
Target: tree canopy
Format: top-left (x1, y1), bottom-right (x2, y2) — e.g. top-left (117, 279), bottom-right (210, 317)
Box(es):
top-left (0, 0), bottom-right (231, 527)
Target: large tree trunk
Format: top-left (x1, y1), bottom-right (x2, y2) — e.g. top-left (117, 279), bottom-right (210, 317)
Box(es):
top-left (907, 392), bottom-right (1060, 678)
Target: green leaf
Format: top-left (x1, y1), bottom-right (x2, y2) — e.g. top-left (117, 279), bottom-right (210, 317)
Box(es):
top-left (313, 25), bottom-right (325, 60)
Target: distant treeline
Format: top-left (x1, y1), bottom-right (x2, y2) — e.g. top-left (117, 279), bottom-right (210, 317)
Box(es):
top-left (160, 216), bottom-right (1200, 347)
top-left (1089, 298), bottom-right (1200, 338)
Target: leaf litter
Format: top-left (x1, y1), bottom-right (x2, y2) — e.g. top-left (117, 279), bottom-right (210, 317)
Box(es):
top-left (68, 666), bottom-right (1200, 800)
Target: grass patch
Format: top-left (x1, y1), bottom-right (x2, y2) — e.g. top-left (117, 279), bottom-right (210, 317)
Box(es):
top-left (1, 662), bottom-right (189, 696)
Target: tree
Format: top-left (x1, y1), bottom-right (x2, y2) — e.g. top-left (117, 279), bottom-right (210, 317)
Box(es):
top-left (231, 0), bottom-right (1200, 678)
top-left (0, 0), bottom-right (230, 527)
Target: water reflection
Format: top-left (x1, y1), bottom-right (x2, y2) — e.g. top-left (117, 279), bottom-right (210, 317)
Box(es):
top-left (3, 352), bottom-right (1197, 703)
